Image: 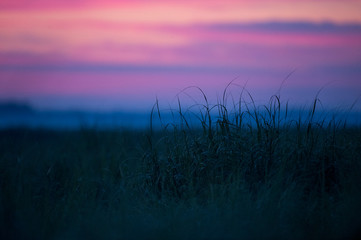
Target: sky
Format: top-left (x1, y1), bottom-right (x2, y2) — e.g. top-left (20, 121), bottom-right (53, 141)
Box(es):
top-left (0, 0), bottom-right (361, 112)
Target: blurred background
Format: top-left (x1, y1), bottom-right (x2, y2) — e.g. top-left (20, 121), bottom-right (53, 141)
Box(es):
top-left (0, 0), bottom-right (361, 128)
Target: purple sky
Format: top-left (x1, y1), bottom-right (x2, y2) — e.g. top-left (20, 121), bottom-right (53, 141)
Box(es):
top-left (0, 0), bottom-right (361, 112)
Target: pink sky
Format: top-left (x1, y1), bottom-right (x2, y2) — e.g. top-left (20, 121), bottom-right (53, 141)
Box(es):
top-left (0, 0), bottom-right (361, 111)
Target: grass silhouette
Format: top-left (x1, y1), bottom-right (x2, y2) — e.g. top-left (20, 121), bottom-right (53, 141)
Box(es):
top-left (1, 86), bottom-right (361, 239)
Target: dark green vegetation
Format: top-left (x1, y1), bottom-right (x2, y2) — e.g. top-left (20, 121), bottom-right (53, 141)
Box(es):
top-left (1, 93), bottom-right (361, 239)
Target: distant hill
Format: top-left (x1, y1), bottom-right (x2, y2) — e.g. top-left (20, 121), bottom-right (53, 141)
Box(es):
top-left (0, 102), bottom-right (34, 114)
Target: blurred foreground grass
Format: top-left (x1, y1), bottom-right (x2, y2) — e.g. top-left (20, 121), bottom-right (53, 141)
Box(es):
top-left (1, 93), bottom-right (361, 240)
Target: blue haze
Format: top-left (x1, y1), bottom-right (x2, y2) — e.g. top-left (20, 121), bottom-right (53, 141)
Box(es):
top-left (0, 102), bottom-right (360, 130)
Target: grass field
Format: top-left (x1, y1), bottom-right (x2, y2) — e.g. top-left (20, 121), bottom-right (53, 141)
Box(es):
top-left (1, 92), bottom-right (361, 239)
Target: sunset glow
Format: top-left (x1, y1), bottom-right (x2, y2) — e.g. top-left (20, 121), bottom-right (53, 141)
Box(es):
top-left (1, 0), bottom-right (361, 111)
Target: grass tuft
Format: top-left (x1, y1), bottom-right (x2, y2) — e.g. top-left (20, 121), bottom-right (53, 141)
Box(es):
top-left (1, 86), bottom-right (361, 239)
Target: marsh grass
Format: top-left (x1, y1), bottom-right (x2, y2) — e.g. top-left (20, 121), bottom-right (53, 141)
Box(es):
top-left (1, 87), bottom-right (361, 239)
